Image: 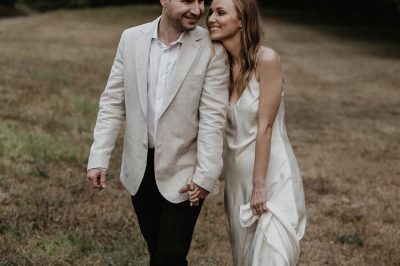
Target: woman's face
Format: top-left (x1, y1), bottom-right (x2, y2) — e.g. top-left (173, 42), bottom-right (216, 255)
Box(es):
top-left (207, 0), bottom-right (242, 42)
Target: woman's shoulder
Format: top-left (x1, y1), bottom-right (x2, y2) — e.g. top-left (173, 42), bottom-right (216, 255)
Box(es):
top-left (256, 46), bottom-right (281, 67)
top-left (255, 46), bottom-right (283, 84)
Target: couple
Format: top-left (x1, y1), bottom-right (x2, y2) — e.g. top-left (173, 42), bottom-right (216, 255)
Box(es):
top-left (87, 0), bottom-right (306, 265)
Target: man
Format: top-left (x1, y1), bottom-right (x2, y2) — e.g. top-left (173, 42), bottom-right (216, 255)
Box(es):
top-left (86, 0), bottom-right (229, 265)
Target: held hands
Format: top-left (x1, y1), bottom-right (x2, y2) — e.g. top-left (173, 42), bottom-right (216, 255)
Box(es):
top-left (179, 178), bottom-right (209, 207)
top-left (250, 183), bottom-right (268, 215)
top-left (87, 168), bottom-right (107, 189)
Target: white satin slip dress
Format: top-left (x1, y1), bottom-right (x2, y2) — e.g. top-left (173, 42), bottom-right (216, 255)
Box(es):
top-left (223, 69), bottom-right (307, 266)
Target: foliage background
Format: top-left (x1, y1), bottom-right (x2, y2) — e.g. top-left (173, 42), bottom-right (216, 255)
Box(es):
top-left (1, 0), bottom-right (400, 21)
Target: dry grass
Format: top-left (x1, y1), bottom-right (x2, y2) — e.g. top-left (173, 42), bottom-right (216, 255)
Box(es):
top-left (0, 5), bottom-right (399, 266)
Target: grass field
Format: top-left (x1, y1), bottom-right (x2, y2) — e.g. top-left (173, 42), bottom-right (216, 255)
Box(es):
top-left (1, 5), bottom-right (400, 266)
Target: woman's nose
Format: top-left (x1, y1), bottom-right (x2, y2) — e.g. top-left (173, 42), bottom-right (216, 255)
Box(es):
top-left (208, 12), bottom-right (216, 23)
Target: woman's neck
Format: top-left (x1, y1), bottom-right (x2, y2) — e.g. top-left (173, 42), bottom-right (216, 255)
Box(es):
top-left (222, 34), bottom-right (242, 65)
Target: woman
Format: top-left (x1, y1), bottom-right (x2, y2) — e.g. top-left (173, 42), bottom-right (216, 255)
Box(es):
top-left (190, 0), bottom-right (307, 265)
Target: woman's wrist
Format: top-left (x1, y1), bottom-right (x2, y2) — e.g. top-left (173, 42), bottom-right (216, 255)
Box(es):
top-left (252, 179), bottom-right (265, 187)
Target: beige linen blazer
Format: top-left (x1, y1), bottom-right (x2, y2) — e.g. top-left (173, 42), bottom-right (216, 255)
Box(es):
top-left (87, 18), bottom-right (229, 203)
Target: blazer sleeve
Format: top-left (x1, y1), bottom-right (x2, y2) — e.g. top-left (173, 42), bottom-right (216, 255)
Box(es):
top-left (87, 31), bottom-right (126, 170)
top-left (192, 43), bottom-right (229, 192)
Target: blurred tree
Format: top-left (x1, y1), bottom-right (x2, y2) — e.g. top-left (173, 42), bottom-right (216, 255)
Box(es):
top-left (259, 0), bottom-right (400, 12)
top-left (18, 0), bottom-right (160, 11)
top-left (14, 0), bottom-right (400, 22)
top-left (0, 0), bottom-right (17, 6)
top-left (260, 0), bottom-right (400, 22)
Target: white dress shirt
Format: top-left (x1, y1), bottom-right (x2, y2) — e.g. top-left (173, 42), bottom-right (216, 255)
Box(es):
top-left (147, 19), bottom-right (186, 148)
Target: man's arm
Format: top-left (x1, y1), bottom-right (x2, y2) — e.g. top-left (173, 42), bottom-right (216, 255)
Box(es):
top-left (87, 31), bottom-right (126, 187)
top-left (191, 43), bottom-right (229, 193)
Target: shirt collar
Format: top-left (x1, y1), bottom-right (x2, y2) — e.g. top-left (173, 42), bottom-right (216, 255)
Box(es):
top-left (152, 17), bottom-right (186, 46)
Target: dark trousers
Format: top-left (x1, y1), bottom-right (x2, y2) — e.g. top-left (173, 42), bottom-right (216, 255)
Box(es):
top-left (131, 149), bottom-right (203, 266)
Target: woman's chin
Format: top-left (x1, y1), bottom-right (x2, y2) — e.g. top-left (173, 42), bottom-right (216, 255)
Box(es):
top-left (209, 32), bottom-right (222, 41)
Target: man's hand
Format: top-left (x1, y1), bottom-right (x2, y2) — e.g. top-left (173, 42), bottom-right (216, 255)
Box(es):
top-left (87, 168), bottom-right (107, 189)
top-left (179, 178), bottom-right (209, 206)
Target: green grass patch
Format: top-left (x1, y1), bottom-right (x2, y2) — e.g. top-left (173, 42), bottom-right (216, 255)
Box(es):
top-left (71, 95), bottom-right (98, 116)
top-left (102, 233), bottom-right (148, 266)
top-left (337, 234), bottom-right (364, 246)
top-left (0, 120), bottom-right (87, 177)
top-left (0, 229), bottom-right (148, 265)
top-left (27, 67), bottom-right (74, 86)
top-left (34, 231), bottom-right (99, 257)
top-left (0, 259), bottom-right (10, 266)
top-left (63, 95), bottom-right (98, 132)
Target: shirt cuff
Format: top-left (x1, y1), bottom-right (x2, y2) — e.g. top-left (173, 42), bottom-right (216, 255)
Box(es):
top-left (192, 166), bottom-right (219, 194)
top-left (87, 167), bottom-right (107, 172)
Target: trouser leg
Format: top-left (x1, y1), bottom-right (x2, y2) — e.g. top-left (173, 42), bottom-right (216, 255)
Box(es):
top-left (156, 198), bottom-right (204, 266)
top-left (131, 149), bottom-right (161, 265)
top-left (131, 148), bottom-right (204, 266)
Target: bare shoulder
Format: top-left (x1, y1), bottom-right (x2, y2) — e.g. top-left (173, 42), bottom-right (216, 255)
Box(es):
top-left (256, 47), bottom-right (282, 80)
top-left (257, 46), bottom-right (281, 68)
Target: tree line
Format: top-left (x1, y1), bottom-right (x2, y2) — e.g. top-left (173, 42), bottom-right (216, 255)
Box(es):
top-left (1, 0), bottom-right (399, 21)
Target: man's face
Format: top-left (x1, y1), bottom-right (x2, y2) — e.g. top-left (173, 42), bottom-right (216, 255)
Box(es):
top-left (163, 0), bottom-right (205, 31)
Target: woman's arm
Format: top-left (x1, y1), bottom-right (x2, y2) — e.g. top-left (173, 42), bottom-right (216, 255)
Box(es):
top-left (251, 47), bottom-right (284, 215)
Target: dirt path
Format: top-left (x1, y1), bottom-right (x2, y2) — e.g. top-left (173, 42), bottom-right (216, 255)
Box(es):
top-left (0, 6), bottom-right (399, 266)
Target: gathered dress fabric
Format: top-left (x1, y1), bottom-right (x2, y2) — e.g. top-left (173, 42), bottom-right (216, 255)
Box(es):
top-left (223, 74), bottom-right (307, 266)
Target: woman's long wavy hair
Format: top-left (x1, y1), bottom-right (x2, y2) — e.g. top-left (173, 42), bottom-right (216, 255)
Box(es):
top-left (229, 0), bottom-right (263, 97)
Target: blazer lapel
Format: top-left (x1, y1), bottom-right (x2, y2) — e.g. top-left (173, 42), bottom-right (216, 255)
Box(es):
top-left (159, 32), bottom-right (201, 118)
top-left (135, 21), bottom-right (156, 119)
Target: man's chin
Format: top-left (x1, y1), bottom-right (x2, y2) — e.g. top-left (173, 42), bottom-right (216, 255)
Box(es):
top-left (182, 19), bottom-right (199, 30)
top-left (183, 24), bottom-right (197, 31)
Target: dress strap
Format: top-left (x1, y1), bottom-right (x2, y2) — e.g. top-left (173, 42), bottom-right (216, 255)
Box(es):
top-left (255, 47), bottom-right (285, 97)
top-left (255, 47), bottom-right (266, 63)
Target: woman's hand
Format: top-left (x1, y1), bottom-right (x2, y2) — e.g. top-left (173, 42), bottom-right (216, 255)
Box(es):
top-left (179, 177), bottom-right (208, 207)
top-left (188, 187), bottom-right (201, 206)
top-left (250, 184), bottom-right (267, 215)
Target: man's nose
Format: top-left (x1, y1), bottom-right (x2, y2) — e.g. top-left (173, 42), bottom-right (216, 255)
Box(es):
top-left (190, 1), bottom-right (202, 16)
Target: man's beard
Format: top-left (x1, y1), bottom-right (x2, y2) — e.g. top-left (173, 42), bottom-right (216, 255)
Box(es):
top-left (168, 13), bottom-right (198, 32)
